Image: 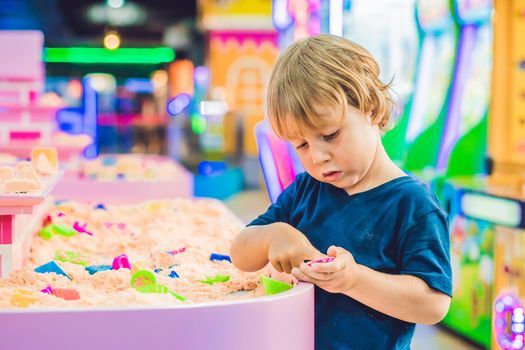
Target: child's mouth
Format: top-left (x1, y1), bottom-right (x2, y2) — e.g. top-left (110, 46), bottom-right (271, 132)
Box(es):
top-left (322, 171), bottom-right (341, 181)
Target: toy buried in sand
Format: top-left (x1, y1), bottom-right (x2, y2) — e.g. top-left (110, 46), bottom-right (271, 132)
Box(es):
top-left (199, 275), bottom-right (230, 285)
top-left (130, 270), bottom-right (186, 301)
top-left (34, 261), bottom-right (71, 280)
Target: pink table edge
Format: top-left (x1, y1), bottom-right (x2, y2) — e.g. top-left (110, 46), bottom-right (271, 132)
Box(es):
top-left (0, 283), bottom-right (314, 350)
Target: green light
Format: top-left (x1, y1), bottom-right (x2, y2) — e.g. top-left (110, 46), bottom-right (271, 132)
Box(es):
top-left (191, 114), bottom-right (207, 135)
top-left (44, 47), bottom-right (175, 64)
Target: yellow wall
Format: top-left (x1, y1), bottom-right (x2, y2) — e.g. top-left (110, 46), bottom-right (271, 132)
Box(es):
top-left (208, 34), bottom-right (278, 156)
top-left (489, 0), bottom-right (525, 184)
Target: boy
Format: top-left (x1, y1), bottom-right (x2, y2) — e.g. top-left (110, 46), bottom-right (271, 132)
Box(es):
top-left (230, 34), bottom-right (452, 349)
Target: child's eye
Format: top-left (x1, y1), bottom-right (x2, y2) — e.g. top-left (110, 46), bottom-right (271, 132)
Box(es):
top-left (296, 142), bottom-right (308, 150)
top-left (323, 130), bottom-right (340, 141)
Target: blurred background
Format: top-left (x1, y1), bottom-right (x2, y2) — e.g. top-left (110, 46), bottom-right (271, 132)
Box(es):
top-left (1, 0), bottom-right (524, 349)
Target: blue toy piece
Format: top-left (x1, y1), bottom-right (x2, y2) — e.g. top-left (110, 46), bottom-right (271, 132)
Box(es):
top-left (94, 203), bottom-right (107, 210)
top-left (209, 253), bottom-right (232, 263)
top-left (85, 265), bottom-right (113, 275)
top-left (35, 261), bottom-right (71, 279)
top-left (102, 156), bottom-right (117, 166)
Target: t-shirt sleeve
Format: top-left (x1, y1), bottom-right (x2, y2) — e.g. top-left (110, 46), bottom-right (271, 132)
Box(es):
top-left (247, 177), bottom-right (299, 227)
top-left (397, 209), bottom-right (453, 297)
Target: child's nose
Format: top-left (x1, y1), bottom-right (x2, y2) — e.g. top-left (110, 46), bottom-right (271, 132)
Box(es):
top-left (311, 148), bottom-right (330, 164)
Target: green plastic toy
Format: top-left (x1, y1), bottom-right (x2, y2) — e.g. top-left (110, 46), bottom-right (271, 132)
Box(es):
top-left (131, 270), bottom-right (186, 301)
top-left (260, 275), bottom-right (293, 295)
top-left (54, 250), bottom-right (89, 266)
top-left (52, 224), bottom-right (78, 237)
top-left (38, 224), bottom-right (77, 240)
top-left (199, 275), bottom-right (230, 285)
top-left (130, 270), bottom-right (156, 288)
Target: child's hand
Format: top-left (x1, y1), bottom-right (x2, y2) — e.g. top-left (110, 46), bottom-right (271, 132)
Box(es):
top-left (291, 245), bottom-right (360, 294)
top-left (267, 224), bottom-right (323, 274)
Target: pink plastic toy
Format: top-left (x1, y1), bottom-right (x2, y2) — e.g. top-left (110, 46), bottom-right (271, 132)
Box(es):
top-left (167, 247), bottom-right (186, 256)
top-left (112, 254), bottom-right (131, 270)
top-left (53, 288), bottom-right (80, 301)
top-left (40, 285), bottom-right (53, 295)
top-left (306, 257), bottom-right (335, 267)
top-left (104, 222), bottom-right (126, 230)
top-left (73, 221), bottom-right (93, 236)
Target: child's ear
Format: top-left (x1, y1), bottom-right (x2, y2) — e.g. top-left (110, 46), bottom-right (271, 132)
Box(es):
top-left (369, 110), bottom-right (381, 126)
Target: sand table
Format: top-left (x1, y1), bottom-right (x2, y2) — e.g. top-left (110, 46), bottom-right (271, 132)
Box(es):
top-left (0, 198), bottom-right (269, 309)
top-left (81, 154), bottom-right (184, 181)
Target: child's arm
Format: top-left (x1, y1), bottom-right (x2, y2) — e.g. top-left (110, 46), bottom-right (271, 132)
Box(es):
top-left (231, 222), bottom-right (323, 273)
top-left (292, 246), bottom-right (451, 325)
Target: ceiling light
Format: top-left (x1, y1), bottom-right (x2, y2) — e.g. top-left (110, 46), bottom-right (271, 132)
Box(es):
top-left (104, 31), bottom-right (120, 50)
top-left (107, 0), bottom-right (125, 9)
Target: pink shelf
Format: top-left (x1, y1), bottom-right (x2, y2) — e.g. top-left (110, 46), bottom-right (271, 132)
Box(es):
top-left (0, 175), bottom-right (59, 278)
top-left (0, 142), bottom-right (87, 162)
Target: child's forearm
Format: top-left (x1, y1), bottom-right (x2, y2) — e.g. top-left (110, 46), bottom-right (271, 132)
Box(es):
top-left (343, 264), bottom-right (451, 324)
top-left (230, 224), bottom-right (279, 272)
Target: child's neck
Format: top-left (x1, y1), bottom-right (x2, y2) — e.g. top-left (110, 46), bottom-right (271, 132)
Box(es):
top-left (345, 138), bottom-right (405, 196)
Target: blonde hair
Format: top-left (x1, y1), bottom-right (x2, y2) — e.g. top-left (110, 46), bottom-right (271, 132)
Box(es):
top-left (267, 34), bottom-right (394, 139)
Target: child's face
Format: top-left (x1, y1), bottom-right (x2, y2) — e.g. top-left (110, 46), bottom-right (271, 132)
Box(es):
top-left (287, 103), bottom-right (380, 193)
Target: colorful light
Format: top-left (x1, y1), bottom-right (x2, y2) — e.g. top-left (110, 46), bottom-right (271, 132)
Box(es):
top-left (44, 47), bottom-right (175, 64)
top-left (194, 66), bottom-right (210, 86)
top-left (107, 0), bottom-right (124, 9)
top-left (167, 93), bottom-right (192, 116)
top-left (191, 113), bottom-right (207, 134)
top-left (329, 0), bottom-right (343, 36)
top-left (199, 101), bottom-right (228, 116)
top-left (494, 293), bottom-right (525, 350)
top-left (272, 0), bottom-right (294, 30)
top-left (198, 161), bottom-right (227, 175)
top-left (461, 192), bottom-right (521, 227)
top-left (104, 31), bottom-right (121, 50)
top-left (151, 70), bottom-right (168, 90)
top-left (169, 60), bottom-right (194, 95)
top-left (85, 73), bottom-right (116, 93)
top-left (124, 78), bottom-right (153, 93)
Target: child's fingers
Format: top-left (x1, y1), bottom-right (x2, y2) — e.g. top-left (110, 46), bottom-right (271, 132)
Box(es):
top-left (327, 245), bottom-right (338, 257)
top-left (327, 245), bottom-right (350, 257)
top-left (310, 260), bottom-right (345, 274)
top-left (281, 260), bottom-right (293, 274)
top-left (291, 268), bottom-right (314, 283)
top-left (271, 259), bottom-right (284, 273)
top-left (299, 263), bottom-right (336, 281)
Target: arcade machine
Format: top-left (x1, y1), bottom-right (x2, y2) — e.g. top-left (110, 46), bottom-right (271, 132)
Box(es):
top-left (437, 0), bottom-right (493, 177)
top-left (431, 0), bottom-right (494, 347)
top-left (488, 0), bottom-right (525, 348)
top-left (343, 0), bottom-right (418, 127)
top-left (434, 1), bottom-right (525, 348)
top-left (384, 0), bottom-right (458, 172)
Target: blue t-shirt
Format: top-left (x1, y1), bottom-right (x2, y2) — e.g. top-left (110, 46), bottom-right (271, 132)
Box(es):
top-left (248, 173), bottom-right (452, 350)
